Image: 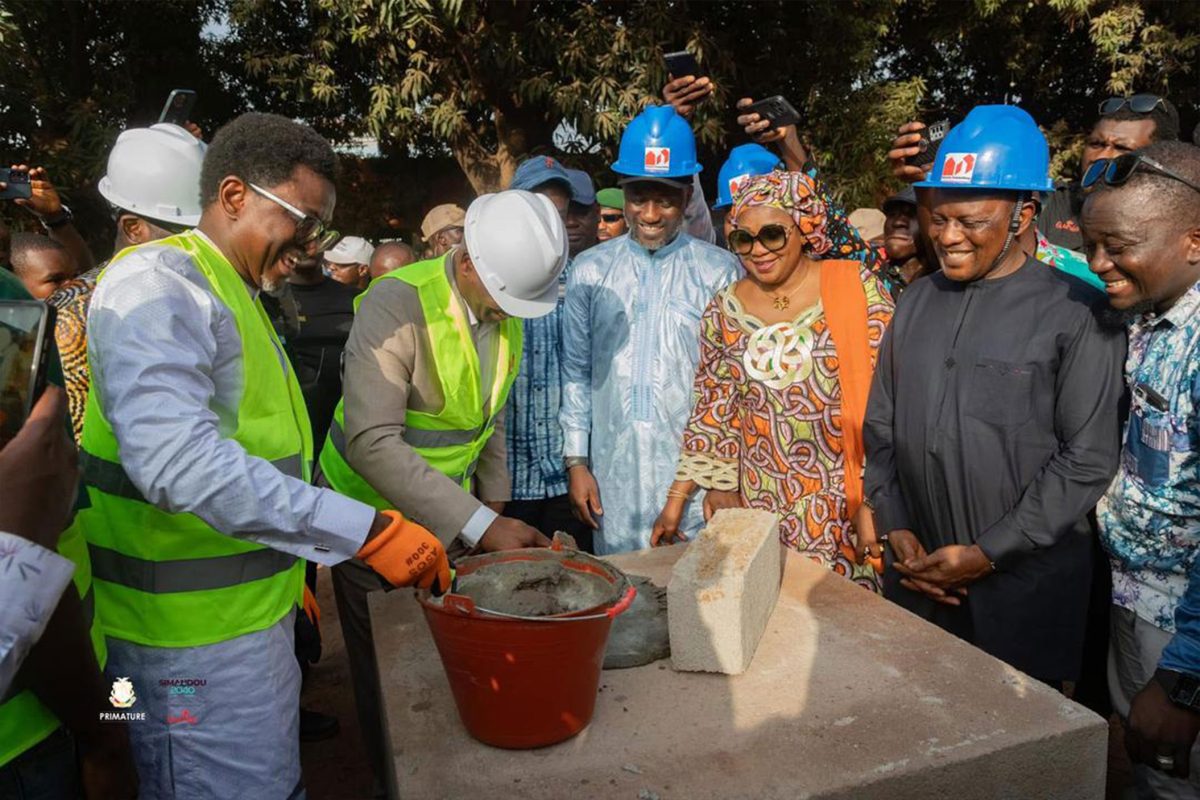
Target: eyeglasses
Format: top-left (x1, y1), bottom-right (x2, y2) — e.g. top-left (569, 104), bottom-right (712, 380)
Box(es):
top-left (1098, 94), bottom-right (1165, 116)
top-left (727, 223), bottom-right (796, 256)
top-left (248, 183), bottom-right (341, 252)
top-left (1081, 153), bottom-right (1200, 194)
top-left (599, 213), bottom-right (623, 223)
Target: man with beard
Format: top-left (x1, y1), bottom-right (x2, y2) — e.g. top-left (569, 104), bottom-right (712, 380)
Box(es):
top-left (864, 106), bottom-right (1126, 689)
top-left (560, 106), bottom-right (740, 553)
top-left (1083, 140), bottom-right (1200, 793)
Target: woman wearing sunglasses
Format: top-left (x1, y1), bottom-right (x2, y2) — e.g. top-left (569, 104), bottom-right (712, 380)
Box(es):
top-left (651, 171), bottom-right (893, 591)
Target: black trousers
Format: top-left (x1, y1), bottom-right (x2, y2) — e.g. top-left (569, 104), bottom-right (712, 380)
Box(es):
top-left (505, 494), bottom-right (594, 554)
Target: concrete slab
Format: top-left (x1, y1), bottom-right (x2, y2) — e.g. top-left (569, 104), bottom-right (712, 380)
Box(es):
top-left (371, 545), bottom-right (1106, 800)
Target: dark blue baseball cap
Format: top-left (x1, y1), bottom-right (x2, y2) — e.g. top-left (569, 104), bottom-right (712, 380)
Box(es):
top-left (564, 169), bottom-right (597, 205)
top-left (510, 156), bottom-right (573, 196)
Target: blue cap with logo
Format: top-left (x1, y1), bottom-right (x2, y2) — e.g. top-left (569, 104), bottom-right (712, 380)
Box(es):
top-left (510, 155), bottom-right (575, 196)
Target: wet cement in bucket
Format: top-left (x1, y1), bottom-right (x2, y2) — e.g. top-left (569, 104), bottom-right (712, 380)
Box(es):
top-left (453, 559), bottom-right (619, 617)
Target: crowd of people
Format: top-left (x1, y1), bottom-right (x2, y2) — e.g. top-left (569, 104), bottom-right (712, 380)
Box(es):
top-left (1, 63), bottom-right (1199, 800)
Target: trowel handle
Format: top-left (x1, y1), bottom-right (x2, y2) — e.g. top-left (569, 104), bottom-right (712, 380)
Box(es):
top-left (607, 585), bottom-right (637, 619)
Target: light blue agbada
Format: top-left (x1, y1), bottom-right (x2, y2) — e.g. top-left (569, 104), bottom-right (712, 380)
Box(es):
top-left (560, 232), bottom-right (741, 553)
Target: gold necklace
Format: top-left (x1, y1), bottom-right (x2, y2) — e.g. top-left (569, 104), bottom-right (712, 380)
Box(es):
top-left (770, 263), bottom-right (815, 310)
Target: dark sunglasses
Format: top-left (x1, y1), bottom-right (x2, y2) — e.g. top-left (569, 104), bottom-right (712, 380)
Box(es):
top-left (1098, 93), bottom-right (1165, 116)
top-left (1082, 153), bottom-right (1200, 194)
top-left (727, 223), bottom-right (795, 256)
top-left (249, 182), bottom-right (341, 252)
top-left (599, 213), bottom-right (623, 223)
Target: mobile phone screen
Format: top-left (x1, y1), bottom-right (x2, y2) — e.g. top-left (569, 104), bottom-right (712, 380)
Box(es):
top-left (0, 301), bottom-right (50, 444)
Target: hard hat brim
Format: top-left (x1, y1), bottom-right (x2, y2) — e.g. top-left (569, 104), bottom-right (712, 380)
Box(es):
top-left (483, 271), bottom-right (560, 320)
top-left (98, 176), bottom-right (202, 227)
top-left (913, 177), bottom-right (1055, 192)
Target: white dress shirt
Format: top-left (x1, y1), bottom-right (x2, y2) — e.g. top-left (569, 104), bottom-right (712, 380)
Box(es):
top-left (0, 532), bottom-right (75, 696)
top-left (87, 232), bottom-right (376, 565)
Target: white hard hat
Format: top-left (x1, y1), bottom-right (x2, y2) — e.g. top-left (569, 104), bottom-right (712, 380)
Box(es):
top-left (463, 190), bottom-right (568, 319)
top-left (323, 235), bottom-right (374, 265)
top-left (98, 123), bottom-right (206, 227)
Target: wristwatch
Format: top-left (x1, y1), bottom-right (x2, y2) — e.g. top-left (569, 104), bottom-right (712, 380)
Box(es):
top-left (564, 456), bottom-right (589, 470)
top-left (1154, 669), bottom-right (1200, 712)
top-left (39, 205), bottom-right (74, 231)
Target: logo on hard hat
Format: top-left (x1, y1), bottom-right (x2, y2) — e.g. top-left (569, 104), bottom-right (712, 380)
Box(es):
top-left (729, 173), bottom-right (751, 199)
top-left (941, 153), bottom-right (978, 183)
top-left (644, 147), bottom-right (671, 172)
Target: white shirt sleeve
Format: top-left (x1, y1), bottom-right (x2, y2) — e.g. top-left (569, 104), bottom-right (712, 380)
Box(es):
top-left (0, 532), bottom-right (75, 697)
top-left (459, 505), bottom-right (498, 547)
top-left (88, 252), bottom-right (375, 566)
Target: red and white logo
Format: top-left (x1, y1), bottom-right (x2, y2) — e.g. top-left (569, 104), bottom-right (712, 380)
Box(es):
top-left (728, 172), bottom-right (751, 200)
top-left (644, 147), bottom-right (671, 172)
top-left (941, 153), bottom-right (978, 183)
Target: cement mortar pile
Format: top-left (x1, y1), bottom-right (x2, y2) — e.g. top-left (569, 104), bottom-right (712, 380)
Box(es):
top-left (452, 559), bottom-right (618, 617)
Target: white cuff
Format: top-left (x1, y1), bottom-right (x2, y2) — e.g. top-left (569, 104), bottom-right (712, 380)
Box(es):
top-left (459, 504), bottom-right (498, 548)
top-left (563, 430), bottom-right (590, 459)
top-left (305, 492), bottom-right (377, 566)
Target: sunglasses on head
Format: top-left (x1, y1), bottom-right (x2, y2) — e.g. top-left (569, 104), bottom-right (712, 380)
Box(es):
top-left (1082, 153), bottom-right (1200, 194)
top-left (1098, 93), bottom-right (1165, 116)
top-left (249, 182), bottom-right (341, 252)
top-left (727, 223), bottom-right (796, 256)
top-left (599, 212), bottom-right (623, 223)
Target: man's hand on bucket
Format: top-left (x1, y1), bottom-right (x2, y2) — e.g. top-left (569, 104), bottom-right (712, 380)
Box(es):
top-left (478, 516), bottom-right (551, 552)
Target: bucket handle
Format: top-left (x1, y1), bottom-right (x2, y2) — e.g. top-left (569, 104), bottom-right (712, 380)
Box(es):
top-left (443, 594), bottom-right (478, 617)
top-left (606, 585), bottom-right (637, 619)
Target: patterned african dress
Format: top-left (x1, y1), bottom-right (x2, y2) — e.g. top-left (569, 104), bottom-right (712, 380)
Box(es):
top-left (676, 270), bottom-right (894, 591)
top-left (46, 266), bottom-right (100, 442)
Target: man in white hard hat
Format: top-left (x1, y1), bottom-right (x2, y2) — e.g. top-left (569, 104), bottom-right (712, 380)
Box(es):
top-left (419, 202), bottom-right (466, 257)
top-left (317, 189), bottom-right (565, 791)
top-left (47, 122), bottom-right (208, 440)
top-left (323, 234), bottom-right (374, 290)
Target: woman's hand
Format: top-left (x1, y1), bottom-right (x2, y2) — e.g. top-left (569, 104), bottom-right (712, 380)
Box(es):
top-left (851, 503), bottom-right (883, 568)
top-left (651, 499), bottom-right (688, 547)
top-left (702, 489), bottom-right (744, 521)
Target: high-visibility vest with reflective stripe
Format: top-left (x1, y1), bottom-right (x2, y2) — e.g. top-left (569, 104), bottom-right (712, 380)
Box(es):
top-left (78, 231), bottom-right (311, 648)
top-left (0, 519), bottom-right (107, 767)
top-left (318, 257), bottom-right (522, 507)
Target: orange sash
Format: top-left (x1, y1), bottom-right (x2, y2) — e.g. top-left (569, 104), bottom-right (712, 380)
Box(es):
top-left (819, 260), bottom-right (874, 518)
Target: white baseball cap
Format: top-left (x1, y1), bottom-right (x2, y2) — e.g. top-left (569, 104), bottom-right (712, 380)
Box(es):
top-left (323, 235), bottom-right (375, 265)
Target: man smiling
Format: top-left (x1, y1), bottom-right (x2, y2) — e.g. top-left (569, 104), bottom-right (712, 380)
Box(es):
top-left (864, 106), bottom-right (1126, 687)
top-left (560, 105), bottom-right (740, 553)
top-left (1083, 140), bottom-right (1200, 791)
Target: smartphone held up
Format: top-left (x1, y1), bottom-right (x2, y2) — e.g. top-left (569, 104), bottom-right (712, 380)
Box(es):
top-left (0, 168), bottom-right (31, 201)
top-left (0, 300), bottom-right (56, 445)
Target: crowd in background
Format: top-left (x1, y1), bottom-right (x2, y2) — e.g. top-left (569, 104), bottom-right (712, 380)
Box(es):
top-left (2, 63), bottom-right (1200, 800)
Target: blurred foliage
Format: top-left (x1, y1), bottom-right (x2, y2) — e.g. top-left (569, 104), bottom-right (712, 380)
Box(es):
top-left (1, 0), bottom-right (1199, 252)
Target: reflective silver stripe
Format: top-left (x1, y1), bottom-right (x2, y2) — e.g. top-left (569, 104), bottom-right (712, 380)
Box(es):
top-left (401, 426), bottom-right (479, 448)
top-left (82, 451), bottom-right (303, 502)
top-left (89, 543), bottom-right (297, 594)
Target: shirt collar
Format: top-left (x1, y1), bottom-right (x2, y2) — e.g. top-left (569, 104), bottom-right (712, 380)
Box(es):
top-left (445, 248), bottom-right (478, 328)
top-left (1143, 279), bottom-right (1200, 330)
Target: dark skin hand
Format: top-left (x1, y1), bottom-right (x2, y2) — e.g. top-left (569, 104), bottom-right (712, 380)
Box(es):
top-left (735, 97), bottom-right (810, 172)
top-left (1126, 679), bottom-right (1200, 778)
top-left (887, 121), bottom-right (933, 185)
top-left (887, 529), bottom-right (968, 606)
top-left (568, 464), bottom-right (603, 529)
top-left (2, 164), bottom-right (95, 273)
top-left (662, 75), bottom-right (713, 120)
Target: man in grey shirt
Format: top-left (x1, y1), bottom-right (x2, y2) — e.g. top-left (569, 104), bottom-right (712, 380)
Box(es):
top-left (864, 106), bottom-right (1125, 686)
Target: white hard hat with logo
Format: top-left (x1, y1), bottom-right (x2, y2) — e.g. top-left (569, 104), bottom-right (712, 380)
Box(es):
top-left (463, 190), bottom-right (568, 319)
top-left (98, 123), bottom-right (207, 227)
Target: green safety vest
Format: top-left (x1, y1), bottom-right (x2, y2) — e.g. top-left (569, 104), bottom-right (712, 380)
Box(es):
top-left (0, 270), bottom-right (105, 767)
top-left (318, 256), bottom-right (522, 507)
top-left (77, 231), bottom-right (311, 649)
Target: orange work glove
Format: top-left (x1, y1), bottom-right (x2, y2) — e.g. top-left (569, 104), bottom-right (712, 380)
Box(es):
top-left (302, 583), bottom-right (321, 626)
top-left (356, 510), bottom-right (451, 592)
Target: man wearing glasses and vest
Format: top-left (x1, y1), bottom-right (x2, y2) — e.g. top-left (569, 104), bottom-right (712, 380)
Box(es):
top-left (317, 189), bottom-right (567, 791)
top-left (78, 112), bottom-right (450, 799)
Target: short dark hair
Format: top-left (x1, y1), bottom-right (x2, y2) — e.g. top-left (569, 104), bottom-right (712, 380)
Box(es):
top-left (200, 112), bottom-right (337, 206)
top-left (1118, 140), bottom-right (1200, 222)
top-left (9, 233), bottom-right (67, 276)
top-left (1098, 97), bottom-right (1181, 143)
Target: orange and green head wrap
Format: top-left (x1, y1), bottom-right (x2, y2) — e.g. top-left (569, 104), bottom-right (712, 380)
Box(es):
top-left (730, 171), bottom-right (832, 255)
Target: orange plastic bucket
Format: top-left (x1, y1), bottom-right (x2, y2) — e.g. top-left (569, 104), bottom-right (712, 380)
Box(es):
top-left (418, 548), bottom-right (636, 749)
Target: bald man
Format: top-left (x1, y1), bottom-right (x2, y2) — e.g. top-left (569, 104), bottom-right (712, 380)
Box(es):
top-left (368, 241), bottom-right (416, 279)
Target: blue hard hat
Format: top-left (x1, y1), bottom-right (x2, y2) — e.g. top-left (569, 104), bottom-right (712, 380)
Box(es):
top-left (712, 143), bottom-right (783, 209)
top-left (915, 105), bottom-right (1054, 193)
top-left (611, 105), bottom-right (702, 180)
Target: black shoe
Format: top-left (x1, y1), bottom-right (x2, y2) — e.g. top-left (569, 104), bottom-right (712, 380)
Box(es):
top-left (299, 707), bottom-right (340, 742)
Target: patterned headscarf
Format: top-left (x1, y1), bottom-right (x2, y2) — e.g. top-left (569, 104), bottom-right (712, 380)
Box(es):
top-left (729, 171), bottom-right (832, 256)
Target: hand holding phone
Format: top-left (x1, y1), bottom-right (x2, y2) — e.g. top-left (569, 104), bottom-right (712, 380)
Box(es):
top-left (736, 96), bottom-right (801, 146)
top-left (0, 168), bottom-right (32, 201)
top-left (0, 386), bottom-right (77, 550)
top-left (663, 50), bottom-right (703, 80)
top-left (906, 118), bottom-right (951, 169)
top-left (159, 89), bottom-right (197, 126)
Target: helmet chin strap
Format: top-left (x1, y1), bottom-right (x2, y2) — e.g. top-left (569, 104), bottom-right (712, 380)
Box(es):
top-left (985, 192), bottom-right (1027, 275)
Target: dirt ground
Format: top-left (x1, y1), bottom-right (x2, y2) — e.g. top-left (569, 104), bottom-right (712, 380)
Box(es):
top-left (299, 565), bottom-right (1135, 800)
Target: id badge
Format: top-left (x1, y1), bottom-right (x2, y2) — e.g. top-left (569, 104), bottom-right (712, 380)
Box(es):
top-left (1127, 403), bottom-right (1172, 487)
